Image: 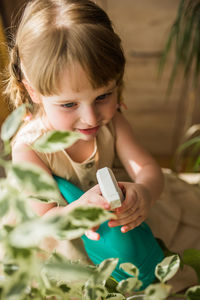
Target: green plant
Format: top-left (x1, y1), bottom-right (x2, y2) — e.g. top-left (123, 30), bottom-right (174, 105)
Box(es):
top-left (0, 105), bottom-right (200, 299)
top-left (159, 0), bottom-right (200, 172)
top-left (160, 0), bottom-right (200, 92)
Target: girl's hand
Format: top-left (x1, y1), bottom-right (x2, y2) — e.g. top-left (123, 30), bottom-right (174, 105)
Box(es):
top-left (76, 185), bottom-right (110, 241)
top-left (108, 182), bottom-right (152, 233)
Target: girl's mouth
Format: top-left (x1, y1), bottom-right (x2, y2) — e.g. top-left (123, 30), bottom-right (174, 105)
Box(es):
top-left (78, 126), bottom-right (100, 135)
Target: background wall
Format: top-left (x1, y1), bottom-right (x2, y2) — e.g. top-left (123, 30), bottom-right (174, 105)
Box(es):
top-left (99, 0), bottom-right (200, 166)
top-left (1, 0), bottom-right (200, 167)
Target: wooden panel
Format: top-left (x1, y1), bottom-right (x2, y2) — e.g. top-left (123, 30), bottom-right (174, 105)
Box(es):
top-left (106, 0), bottom-right (200, 157)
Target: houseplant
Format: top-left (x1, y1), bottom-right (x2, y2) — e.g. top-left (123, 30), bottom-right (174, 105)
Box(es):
top-left (159, 0), bottom-right (200, 172)
top-left (0, 105), bottom-right (200, 299)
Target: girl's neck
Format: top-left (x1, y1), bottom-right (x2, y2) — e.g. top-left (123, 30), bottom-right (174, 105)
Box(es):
top-left (65, 138), bottom-right (96, 163)
top-left (40, 115), bottom-right (96, 163)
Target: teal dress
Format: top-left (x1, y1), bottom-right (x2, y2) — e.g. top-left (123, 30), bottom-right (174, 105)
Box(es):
top-left (54, 175), bottom-right (164, 289)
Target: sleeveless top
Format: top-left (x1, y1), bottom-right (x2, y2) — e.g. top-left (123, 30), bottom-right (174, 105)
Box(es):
top-left (12, 117), bottom-right (131, 200)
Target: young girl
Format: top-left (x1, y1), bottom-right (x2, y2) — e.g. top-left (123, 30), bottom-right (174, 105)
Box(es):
top-left (6, 0), bottom-right (164, 289)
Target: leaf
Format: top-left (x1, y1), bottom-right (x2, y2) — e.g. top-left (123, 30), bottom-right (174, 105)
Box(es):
top-left (0, 198), bottom-right (9, 218)
top-left (183, 249), bottom-right (200, 282)
top-left (106, 293), bottom-right (125, 300)
top-left (68, 206), bottom-right (114, 226)
top-left (94, 258), bottom-right (118, 284)
top-left (144, 283), bottom-right (171, 300)
top-left (45, 261), bottom-right (94, 283)
top-left (32, 130), bottom-right (83, 153)
top-left (4, 272), bottom-right (28, 300)
top-left (117, 277), bottom-right (142, 295)
top-left (10, 206), bottom-right (113, 247)
top-left (84, 282), bottom-right (107, 300)
top-left (56, 207), bottom-right (114, 240)
top-left (9, 162), bottom-right (64, 204)
top-left (9, 218), bottom-right (56, 248)
top-left (1, 105), bottom-right (26, 141)
top-left (186, 285), bottom-right (200, 300)
top-left (155, 254), bottom-right (180, 283)
top-left (3, 263), bottom-right (19, 275)
top-left (119, 263), bottom-right (139, 278)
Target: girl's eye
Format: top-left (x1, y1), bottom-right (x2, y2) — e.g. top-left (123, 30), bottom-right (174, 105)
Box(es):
top-left (96, 92), bottom-right (112, 102)
top-left (61, 102), bottom-right (77, 108)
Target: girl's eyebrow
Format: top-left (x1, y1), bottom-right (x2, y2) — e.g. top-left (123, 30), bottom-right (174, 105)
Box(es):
top-left (52, 84), bottom-right (117, 103)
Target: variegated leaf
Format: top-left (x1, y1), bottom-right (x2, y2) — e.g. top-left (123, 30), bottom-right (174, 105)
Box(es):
top-left (56, 207), bottom-right (114, 240)
top-left (117, 277), bottom-right (142, 294)
top-left (186, 285), bottom-right (200, 300)
top-left (1, 105), bottom-right (26, 141)
top-left (9, 218), bottom-right (56, 247)
top-left (145, 283), bottom-right (171, 300)
top-left (9, 162), bottom-right (64, 204)
top-left (94, 258), bottom-right (118, 284)
top-left (84, 283), bottom-right (107, 300)
top-left (119, 263), bottom-right (139, 277)
top-left (155, 254), bottom-right (180, 283)
top-left (32, 130), bottom-right (83, 153)
top-left (44, 261), bottom-right (94, 283)
top-left (106, 293), bottom-right (125, 299)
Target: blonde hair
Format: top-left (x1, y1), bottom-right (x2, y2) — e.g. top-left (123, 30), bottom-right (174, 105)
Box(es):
top-left (5, 0), bottom-right (125, 113)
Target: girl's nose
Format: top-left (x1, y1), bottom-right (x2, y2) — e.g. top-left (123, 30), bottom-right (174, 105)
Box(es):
top-left (80, 105), bottom-right (99, 126)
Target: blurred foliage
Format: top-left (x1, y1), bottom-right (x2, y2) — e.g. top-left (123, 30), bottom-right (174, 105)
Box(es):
top-left (0, 105), bottom-right (200, 299)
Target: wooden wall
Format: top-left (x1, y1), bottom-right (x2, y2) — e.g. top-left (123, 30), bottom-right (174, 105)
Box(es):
top-left (105, 0), bottom-right (200, 160)
top-left (1, 0), bottom-right (200, 161)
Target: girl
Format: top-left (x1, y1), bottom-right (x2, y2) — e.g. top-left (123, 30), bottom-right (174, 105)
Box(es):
top-left (6, 0), bottom-right (164, 289)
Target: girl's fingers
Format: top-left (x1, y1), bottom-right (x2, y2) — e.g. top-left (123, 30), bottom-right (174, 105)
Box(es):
top-left (121, 216), bottom-right (144, 233)
top-left (88, 196), bottom-right (110, 209)
top-left (85, 229), bottom-right (100, 240)
top-left (81, 192), bottom-right (110, 210)
top-left (116, 190), bottom-right (138, 214)
top-left (108, 208), bottom-right (140, 227)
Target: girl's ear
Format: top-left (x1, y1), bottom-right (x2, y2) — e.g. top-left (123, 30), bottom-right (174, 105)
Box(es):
top-left (22, 79), bottom-right (41, 104)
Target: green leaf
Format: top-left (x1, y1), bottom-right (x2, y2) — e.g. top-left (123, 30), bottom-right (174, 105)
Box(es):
top-left (56, 207), bottom-right (114, 240)
top-left (32, 130), bottom-right (83, 153)
top-left (117, 277), bottom-right (142, 294)
top-left (3, 263), bottom-right (19, 275)
top-left (94, 258), bottom-right (118, 284)
top-left (155, 254), bottom-right (180, 283)
top-left (1, 105), bottom-right (26, 141)
top-left (0, 198), bottom-right (9, 218)
top-left (105, 277), bottom-right (118, 293)
top-left (15, 200), bottom-right (35, 221)
top-left (186, 285), bottom-right (200, 300)
top-left (145, 283), bottom-right (171, 300)
top-left (119, 263), bottom-right (139, 278)
top-left (9, 218), bottom-right (56, 248)
top-left (68, 206), bottom-right (114, 227)
top-left (84, 282), bottom-right (107, 300)
top-left (10, 206), bottom-right (113, 247)
top-left (106, 293), bottom-right (125, 300)
top-left (183, 249), bottom-right (200, 282)
top-left (45, 261), bottom-right (95, 282)
top-left (9, 162), bottom-right (64, 204)
top-left (4, 272), bottom-right (28, 300)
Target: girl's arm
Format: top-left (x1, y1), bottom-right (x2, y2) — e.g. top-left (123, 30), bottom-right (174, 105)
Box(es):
top-left (113, 111), bottom-right (164, 204)
top-left (109, 112), bottom-right (164, 232)
top-left (12, 143), bottom-right (109, 242)
top-left (12, 143), bottom-right (58, 215)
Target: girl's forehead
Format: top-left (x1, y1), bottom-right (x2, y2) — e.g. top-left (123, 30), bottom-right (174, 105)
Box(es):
top-left (59, 64), bottom-right (92, 93)
top-left (58, 64), bottom-right (115, 95)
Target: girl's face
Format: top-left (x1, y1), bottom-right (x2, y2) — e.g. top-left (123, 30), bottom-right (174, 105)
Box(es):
top-left (40, 65), bottom-right (118, 141)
